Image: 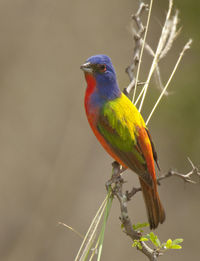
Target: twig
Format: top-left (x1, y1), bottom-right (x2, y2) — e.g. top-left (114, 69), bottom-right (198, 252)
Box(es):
top-left (124, 1), bottom-right (150, 96)
top-left (125, 2), bottom-right (148, 85)
top-left (132, 0), bottom-right (154, 103)
top-left (126, 187), bottom-right (142, 201)
top-left (157, 158), bottom-right (200, 185)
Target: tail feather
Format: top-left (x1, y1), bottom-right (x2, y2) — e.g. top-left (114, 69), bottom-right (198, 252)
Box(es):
top-left (139, 177), bottom-right (165, 229)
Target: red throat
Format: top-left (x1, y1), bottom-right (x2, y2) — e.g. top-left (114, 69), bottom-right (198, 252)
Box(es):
top-left (85, 73), bottom-right (96, 97)
top-left (84, 73), bottom-right (96, 113)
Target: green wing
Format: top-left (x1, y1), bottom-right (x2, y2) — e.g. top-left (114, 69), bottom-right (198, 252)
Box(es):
top-left (97, 97), bottom-right (153, 187)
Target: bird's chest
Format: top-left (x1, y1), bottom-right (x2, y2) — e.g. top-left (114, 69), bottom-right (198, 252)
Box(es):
top-left (84, 91), bottom-right (101, 126)
top-left (85, 83), bottom-right (101, 127)
top-left (84, 74), bottom-right (105, 127)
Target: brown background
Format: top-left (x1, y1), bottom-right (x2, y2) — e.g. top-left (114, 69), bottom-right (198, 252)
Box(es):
top-left (0, 0), bottom-right (199, 260)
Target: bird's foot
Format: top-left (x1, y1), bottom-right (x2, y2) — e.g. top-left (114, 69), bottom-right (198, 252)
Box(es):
top-left (105, 161), bottom-right (124, 192)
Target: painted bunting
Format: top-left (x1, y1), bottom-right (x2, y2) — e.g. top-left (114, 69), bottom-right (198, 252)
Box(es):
top-left (81, 55), bottom-right (165, 229)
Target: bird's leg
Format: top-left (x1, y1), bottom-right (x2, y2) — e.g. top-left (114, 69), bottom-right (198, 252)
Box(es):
top-left (105, 161), bottom-right (123, 191)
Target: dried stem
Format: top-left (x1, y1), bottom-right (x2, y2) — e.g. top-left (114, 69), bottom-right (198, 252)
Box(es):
top-left (145, 38), bottom-right (192, 125)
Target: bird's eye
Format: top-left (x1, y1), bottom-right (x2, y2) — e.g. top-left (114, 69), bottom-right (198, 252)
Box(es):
top-left (99, 64), bottom-right (106, 72)
top-left (95, 64), bottom-right (106, 72)
top-left (93, 63), bottom-right (107, 73)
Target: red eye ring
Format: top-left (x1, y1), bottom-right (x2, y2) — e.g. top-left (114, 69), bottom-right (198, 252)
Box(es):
top-left (94, 63), bottom-right (107, 73)
top-left (101, 64), bottom-right (106, 72)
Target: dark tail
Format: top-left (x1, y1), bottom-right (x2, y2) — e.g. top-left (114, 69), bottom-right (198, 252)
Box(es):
top-left (139, 177), bottom-right (165, 229)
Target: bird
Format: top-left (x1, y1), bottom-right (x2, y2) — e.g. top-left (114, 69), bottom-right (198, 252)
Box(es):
top-left (80, 54), bottom-right (165, 229)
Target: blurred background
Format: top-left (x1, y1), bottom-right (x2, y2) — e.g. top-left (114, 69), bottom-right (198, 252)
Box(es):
top-left (0, 0), bottom-right (199, 260)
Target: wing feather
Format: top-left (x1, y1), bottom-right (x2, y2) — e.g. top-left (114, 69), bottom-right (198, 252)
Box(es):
top-left (97, 99), bottom-right (154, 187)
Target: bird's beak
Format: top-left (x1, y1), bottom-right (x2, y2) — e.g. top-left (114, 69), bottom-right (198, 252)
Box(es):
top-left (80, 62), bottom-right (93, 73)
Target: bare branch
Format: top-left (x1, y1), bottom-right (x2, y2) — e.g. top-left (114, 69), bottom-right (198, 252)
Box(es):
top-left (157, 158), bottom-right (200, 185)
top-left (124, 2), bottom-right (148, 95)
top-left (126, 186), bottom-right (141, 201)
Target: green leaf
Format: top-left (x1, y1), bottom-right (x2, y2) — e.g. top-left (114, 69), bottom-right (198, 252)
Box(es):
top-left (171, 245), bottom-right (182, 249)
top-left (165, 239), bottom-right (173, 249)
top-left (137, 242), bottom-right (142, 250)
top-left (132, 241), bottom-right (138, 248)
top-left (145, 234), bottom-right (151, 240)
top-left (149, 232), bottom-right (161, 247)
top-left (132, 240), bottom-right (142, 249)
top-left (163, 238), bottom-right (183, 250)
top-left (172, 238), bottom-right (183, 245)
top-left (133, 222), bottom-right (149, 230)
top-left (140, 237), bottom-right (149, 242)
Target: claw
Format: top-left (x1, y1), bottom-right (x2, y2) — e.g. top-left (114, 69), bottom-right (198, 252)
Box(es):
top-left (105, 161), bottom-right (123, 191)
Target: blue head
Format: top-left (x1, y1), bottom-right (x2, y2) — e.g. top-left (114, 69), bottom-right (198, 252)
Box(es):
top-left (81, 55), bottom-right (121, 101)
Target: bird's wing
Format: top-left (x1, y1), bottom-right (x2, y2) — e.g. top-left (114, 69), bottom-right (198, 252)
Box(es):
top-left (97, 98), bottom-right (155, 187)
top-left (145, 128), bottom-right (160, 171)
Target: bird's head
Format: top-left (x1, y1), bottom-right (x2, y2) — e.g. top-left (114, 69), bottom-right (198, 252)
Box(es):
top-left (81, 55), bottom-right (121, 101)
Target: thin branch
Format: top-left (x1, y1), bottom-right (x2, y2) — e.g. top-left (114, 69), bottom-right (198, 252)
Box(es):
top-left (157, 158), bottom-right (200, 185)
top-left (133, 0), bottom-right (153, 103)
top-left (126, 187), bottom-right (142, 201)
top-left (124, 2), bottom-right (148, 95)
top-left (124, 1), bottom-right (153, 98)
